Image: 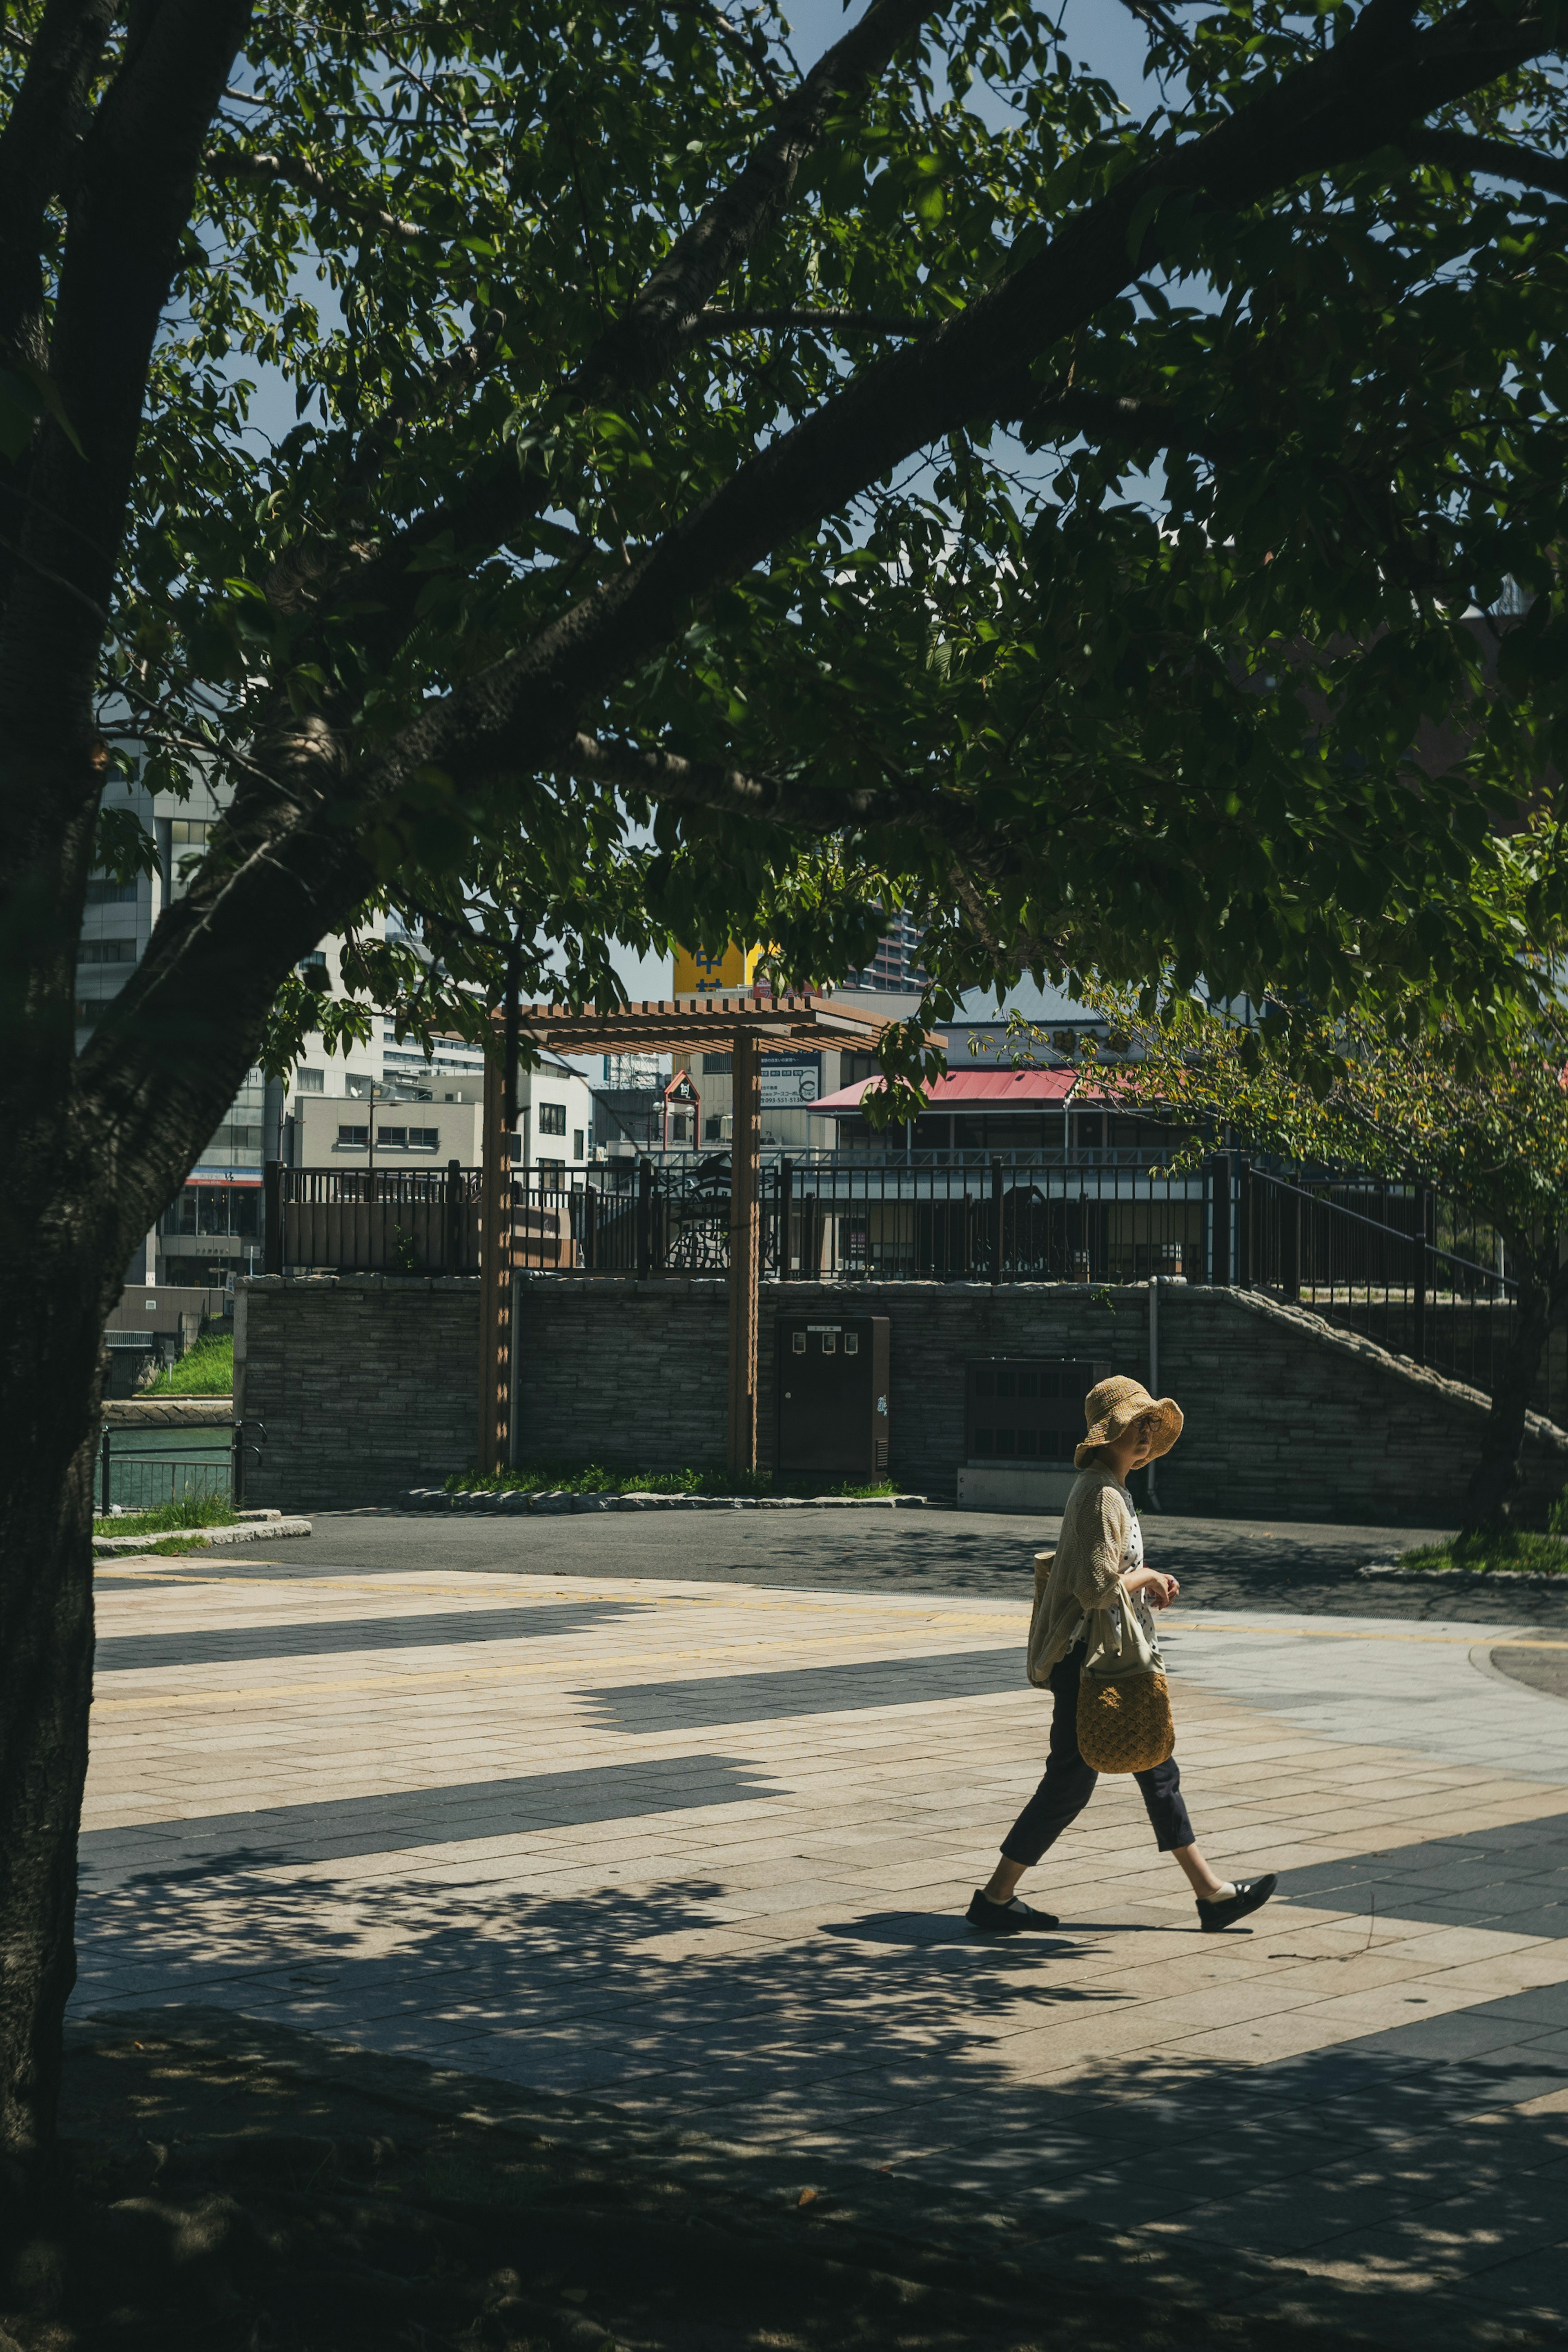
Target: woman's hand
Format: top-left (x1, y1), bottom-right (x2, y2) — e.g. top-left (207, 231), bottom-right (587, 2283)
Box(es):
top-left (1124, 1566), bottom-right (1180, 1609)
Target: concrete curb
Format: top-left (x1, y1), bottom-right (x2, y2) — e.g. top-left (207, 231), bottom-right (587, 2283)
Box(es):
top-left (93, 1516), bottom-right (312, 1555)
top-left (1360, 1560), bottom-right (1568, 1586)
top-left (399, 1487), bottom-right (935, 1515)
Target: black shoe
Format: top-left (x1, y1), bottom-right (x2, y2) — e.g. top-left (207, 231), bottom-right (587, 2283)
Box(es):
top-left (1196, 1874), bottom-right (1278, 1932)
top-left (965, 1889), bottom-right (1060, 1935)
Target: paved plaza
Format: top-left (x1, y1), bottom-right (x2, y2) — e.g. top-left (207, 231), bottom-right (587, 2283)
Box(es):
top-left (77, 1512), bottom-right (1568, 2345)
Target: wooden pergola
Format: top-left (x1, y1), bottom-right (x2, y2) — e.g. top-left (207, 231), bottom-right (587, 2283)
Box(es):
top-left (477, 992), bottom-right (917, 1479)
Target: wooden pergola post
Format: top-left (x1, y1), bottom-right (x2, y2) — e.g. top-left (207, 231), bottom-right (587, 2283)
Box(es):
top-left (477, 1050), bottom-right (512, 1474)
top-left (726, 1023), bottom-right (761, 1477)
top-left (481, 997), bottom-right (924, 1487)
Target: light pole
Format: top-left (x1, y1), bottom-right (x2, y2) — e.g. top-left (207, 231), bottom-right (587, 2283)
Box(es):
top-left (364, 1078), bottom-right (388, 1197)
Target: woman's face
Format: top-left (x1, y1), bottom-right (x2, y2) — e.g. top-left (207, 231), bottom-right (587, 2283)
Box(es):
top-left (1125, 1412), bottom-right (1162, 1468)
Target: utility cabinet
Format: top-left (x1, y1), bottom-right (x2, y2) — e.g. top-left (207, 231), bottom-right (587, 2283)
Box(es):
top-left (776, 1312), bottom-right (890, 1483)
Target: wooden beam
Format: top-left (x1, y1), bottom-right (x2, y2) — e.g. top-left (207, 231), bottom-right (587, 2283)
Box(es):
top-left (726, 1024), bottom-right (761, 1479)
top-left (505, 996), bottom-right (928, 1059)
top-left (477, 1051), bottom-right (512, 1475)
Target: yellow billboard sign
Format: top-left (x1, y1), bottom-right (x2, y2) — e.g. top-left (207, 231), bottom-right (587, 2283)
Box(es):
top-left (673, 941), bottom-right (768, 993)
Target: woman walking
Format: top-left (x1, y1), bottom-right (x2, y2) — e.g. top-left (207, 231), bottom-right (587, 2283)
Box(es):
top-left (966, 1375), bottom-right (1276, 1937)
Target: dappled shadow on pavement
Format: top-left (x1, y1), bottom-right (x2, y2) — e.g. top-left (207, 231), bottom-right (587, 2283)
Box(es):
top-left (279, 1507), bottom-right (1568, 1626)
top-left (75, 1861), bottom-right (1568, 2348)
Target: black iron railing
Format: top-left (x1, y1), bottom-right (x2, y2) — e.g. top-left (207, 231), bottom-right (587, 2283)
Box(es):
top-left (97, 1429), bottom-right (234, 1514)
top-left (1233, 1161), bottom-right (1561, 1424)
top-left (267, 1160), bottom-right (483, 1275)
top-left (510, 1154), bottom-right (1216, 1285)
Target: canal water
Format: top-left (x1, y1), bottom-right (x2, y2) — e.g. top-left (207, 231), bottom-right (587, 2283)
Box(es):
top-left (98, 1423), bottom-right (232, 1512)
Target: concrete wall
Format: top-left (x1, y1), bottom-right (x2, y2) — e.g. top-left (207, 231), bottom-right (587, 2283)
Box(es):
top-left (236, 1274), bottom-right (1568, 1524)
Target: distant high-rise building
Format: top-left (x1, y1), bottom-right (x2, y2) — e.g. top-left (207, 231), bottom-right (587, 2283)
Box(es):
top-left (845, 909), bottom-right (927, 993)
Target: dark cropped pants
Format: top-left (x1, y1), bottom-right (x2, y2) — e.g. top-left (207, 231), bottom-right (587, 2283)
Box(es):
top-left (1000, 1641), bottom-right (1194, 1866)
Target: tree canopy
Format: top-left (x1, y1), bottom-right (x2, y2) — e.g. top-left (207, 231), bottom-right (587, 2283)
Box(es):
top-left (9, 0), bottom-right (1568, 1168)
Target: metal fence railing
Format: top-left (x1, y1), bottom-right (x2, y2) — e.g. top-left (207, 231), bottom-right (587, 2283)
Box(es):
top-left (269, 1161), bottom-right (482, 1276)
top-left (98, 1431), bottom-right (231, 1515)
top-left (255, 1152), bottom-right (1564, 1428)
top-left (1233, 1162), bottom-right (1562, 1425)
top-left (510, 1154), bottom-right (1212, 1285)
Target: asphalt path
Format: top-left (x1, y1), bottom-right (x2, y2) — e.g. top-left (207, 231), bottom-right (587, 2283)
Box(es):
top-left (132, 1504), bottom-right (1568, 1627)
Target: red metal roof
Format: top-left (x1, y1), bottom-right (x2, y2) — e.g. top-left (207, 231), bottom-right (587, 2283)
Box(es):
top-left (808, 1067), bottom-right (1077, 1115)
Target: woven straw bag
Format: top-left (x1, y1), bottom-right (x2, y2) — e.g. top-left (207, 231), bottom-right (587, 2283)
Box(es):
top-left (1076, 1588), bottom-right (1174, 1774)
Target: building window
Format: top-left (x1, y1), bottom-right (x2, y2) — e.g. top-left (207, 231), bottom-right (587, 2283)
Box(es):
top-left (537, 1159), bottom-right (565, 1188)
top-left (378, 1126), bottom-right (408, 1147)
top-left (537, 1100), bottom-right (567, 1136)
top-left (76, 938), bottom-right (136, 964)
top-left (298, 950), bottom-right (328, 982)
top-left (701, 1053), bottom-right (733, 1075)
top-left (410, 1127), bottom-right (439, 1149)
top-left (165, 818), bottom-right (213, 903)
top-left (295, 1067), bottom-right (323, 1093)
top-left (160, 1183), bottom-right (261, 1238)
top-left (572, 1129), bottom-right (584, 1160)
top-left (704, 1116), bottom-right (722, 1142)
top-left (85, 878), bottom-right (138, 905)
top-left (338, 1124), bottom-right (368, 1147)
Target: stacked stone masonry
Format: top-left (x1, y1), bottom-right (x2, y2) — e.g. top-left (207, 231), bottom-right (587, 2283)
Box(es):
top-left (236, 1274), bottom-right (1568, 1523)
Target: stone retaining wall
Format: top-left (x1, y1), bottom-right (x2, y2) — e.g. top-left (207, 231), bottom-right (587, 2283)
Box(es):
top-left (237, 1277), bottom-right (481, 1510)
top-left (236, 1273), bottom-right (1568, 1523)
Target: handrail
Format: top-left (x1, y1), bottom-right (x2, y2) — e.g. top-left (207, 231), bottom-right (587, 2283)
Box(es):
top-left (1250, 1165), bottom-right (1510, 1292)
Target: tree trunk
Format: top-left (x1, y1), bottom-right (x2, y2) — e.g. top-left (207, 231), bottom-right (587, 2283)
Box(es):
top-left (1462, 1273), bottom-right (1554, 1530)
top-left (0, 1239), bottom-right (107, 2216)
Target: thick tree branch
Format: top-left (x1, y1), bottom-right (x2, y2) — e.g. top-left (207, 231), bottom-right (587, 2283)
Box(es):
top-left (560, 729), bottom-right (1034, 898)
top-left (0, 0), bottom-right (115, 618)
top-left (561, 729), bottom-right (934, 829)
top-left (700, 305), bottom-right (930, 336)
top-left (577, 0), bottom-right (937, 397)
top-left (1023, 387), bottom-right (1253, 461)
top-left (0, 0), bottom-right (114, 355)
top-left (381, 0), bottom-right (1552, 797)
top-left (204, 145), bottom-right (428, 243)
top-left (341, 0), bottom-right (943, 641)
top-left (0, 0), bottom-right (254, 742)
top-left (1406, 124), bottom-right (1568, 201)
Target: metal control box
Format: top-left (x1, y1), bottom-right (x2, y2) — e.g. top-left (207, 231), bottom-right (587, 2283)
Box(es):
top-left (776, 1312), bottom-right (891, 1483)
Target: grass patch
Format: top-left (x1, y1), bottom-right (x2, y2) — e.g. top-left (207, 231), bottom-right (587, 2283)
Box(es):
top-left (445, 1458), bottom-right (903, 1501)
top-left (141, 1331), bottom-right (234, 1395)
top-left (1397, 1530), bottom-right (1568, 1576)
top-left (94, 1494), bottom-right (238, 1539)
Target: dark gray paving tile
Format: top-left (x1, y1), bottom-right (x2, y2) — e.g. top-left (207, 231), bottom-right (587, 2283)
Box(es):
top-left (575, 1650), bottom-right (1021, 1732)
top-left (78, 1755), bottom-right (781, 1886)
top-left (97, 1599), bottom-right (649, 1673)
top-left (1459, 1983), bottom-right (1568, 2029)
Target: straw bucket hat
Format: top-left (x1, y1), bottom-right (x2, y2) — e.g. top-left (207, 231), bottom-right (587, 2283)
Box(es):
top-left (1074, 1375), bottom-right (1184, 1468)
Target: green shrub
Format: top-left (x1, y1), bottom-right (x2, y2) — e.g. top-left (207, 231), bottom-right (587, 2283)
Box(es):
top-left (1396, 1530), bottom-right (1568, 1576)
top-left (442, 1459), bottom-right (902, 1501)
top-left (94, 1494), bottom-right (237, 1538)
